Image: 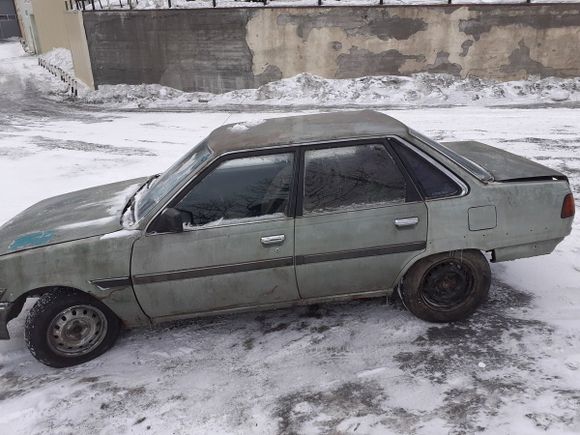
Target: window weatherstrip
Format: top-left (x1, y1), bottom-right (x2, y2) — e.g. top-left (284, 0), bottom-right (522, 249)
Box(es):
top-left (408, 130), bottom-right (493, 183)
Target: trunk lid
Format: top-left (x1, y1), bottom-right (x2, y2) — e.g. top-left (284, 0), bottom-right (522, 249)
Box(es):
top-left (0, 178), bottom-right (146, 256)
top-left (441, 141), bottom-right (566, 182)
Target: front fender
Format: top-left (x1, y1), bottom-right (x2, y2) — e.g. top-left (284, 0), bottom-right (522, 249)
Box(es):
top-left (0, 232), bottom-right (150, 329)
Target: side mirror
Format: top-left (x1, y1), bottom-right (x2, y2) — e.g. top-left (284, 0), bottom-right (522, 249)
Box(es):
top-left (151, 208), bottom-right (183, 233)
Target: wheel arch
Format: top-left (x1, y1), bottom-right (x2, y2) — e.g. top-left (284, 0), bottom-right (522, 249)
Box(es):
top-left (393, 248), bottom-right (490, 291)
top-left (7, 285), bottom-right (97, 322)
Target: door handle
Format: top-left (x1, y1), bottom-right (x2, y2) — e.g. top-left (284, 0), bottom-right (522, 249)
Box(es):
top-left (261, 235), bottom-right (285, 246)
top-left (394, 217), bottom-right (419, 228)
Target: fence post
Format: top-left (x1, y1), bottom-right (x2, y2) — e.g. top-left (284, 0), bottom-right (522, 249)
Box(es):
top-left (379, 0), bottom-right (383, 4)
top-left (168, 0), bottom-right (172, 7)
top-left (213, 0), bottom-right (216, 7)
top-left (318, 0), bottom-right (322, 5)
top-left (448, 0), bottom-right (452, 4)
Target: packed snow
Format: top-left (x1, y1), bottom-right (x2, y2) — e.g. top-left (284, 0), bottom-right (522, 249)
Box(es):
top-left (1, 40), bottom-right (580, 434)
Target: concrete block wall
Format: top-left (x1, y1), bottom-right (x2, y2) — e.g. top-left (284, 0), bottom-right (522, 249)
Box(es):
top-left (82, 4), bottom-right (580, 93)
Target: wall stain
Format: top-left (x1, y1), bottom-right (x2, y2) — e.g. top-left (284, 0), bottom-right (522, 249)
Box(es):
top-left (499, 39), bottom-right (555, 77)
top-left (254, 64), bottom-right (283, 86)
top-left (459, 7), bottom-right (580, 40)
top-left (330, 41), bottom-right (343, 51)
top-left (336, 47), bottom-right (425, 78)
top-left (426, 51), bottom-right (463, 76)
top-left (277, 10), bottom-right (427, 41)
top-left (460, 40), bottom-right (474, 57)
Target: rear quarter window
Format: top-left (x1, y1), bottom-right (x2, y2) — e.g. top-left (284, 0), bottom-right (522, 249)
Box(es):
top-left (392, 141), bottom-right (463, 199)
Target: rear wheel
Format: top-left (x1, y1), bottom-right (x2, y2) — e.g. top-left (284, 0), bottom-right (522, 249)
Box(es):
top-left (400, 250), bottom-right (491, 323)
top-left (25, 289), bottom-right (120, 367)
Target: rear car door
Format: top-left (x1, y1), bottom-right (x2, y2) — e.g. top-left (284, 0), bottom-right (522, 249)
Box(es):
top-left (131, 151), bottom-right (300, 319)
top-left (295, 140), bottom-right (428, 299)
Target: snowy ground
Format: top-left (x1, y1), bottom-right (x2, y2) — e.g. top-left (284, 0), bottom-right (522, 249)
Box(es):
top-left (2, 40), bottom-right (580, 434)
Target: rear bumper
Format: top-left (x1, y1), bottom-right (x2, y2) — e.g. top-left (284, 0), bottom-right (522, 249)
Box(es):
top-left (492, 238), bottom-right (564, 263)
top-left (0, 302), bottom-right (11, 339)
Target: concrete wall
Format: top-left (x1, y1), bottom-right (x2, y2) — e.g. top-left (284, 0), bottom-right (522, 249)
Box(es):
top-left (13, 0), bottom-right (36, 52)
top-left (30, 0), bottom-right (69, 53)
top-left (82, 4), bottom-right (580, 93)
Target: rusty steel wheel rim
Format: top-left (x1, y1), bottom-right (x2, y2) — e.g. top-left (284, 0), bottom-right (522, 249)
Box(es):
top-left (47, 305), bottom-right (108, 357)
top-left (420, 260), bottom-right (475, 311)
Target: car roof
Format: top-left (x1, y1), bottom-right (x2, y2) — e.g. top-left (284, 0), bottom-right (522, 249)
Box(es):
top-left (205, 110), bottom-right (409, 155)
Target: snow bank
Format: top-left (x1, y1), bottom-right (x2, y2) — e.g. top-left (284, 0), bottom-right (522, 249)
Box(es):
top-left (78, 73), bottom-right (580, 109)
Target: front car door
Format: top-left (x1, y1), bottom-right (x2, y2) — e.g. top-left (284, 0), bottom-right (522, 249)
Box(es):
top-left (295, 140), bottom-right (428, 299)
top-left (131, 151), bottom-right (300, 320)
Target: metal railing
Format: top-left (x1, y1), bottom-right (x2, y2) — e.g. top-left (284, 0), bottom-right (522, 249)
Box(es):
top-left (38, 57), bottom-right (80, 97)
top-left (65, 0), bottom-right (548, 11)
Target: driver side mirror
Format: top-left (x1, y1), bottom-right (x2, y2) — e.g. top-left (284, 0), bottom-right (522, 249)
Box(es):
top-left (150, 208), bottom-right (184, 234)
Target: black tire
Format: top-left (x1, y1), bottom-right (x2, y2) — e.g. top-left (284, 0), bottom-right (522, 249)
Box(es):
top-left (24, 288), bottom-right (120, 368)
top-left (400, 250), bottom-right (491, 323)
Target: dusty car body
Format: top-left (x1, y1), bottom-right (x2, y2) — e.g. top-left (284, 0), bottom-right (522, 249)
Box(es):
top-left (0, 110), bottom-right (574, 366)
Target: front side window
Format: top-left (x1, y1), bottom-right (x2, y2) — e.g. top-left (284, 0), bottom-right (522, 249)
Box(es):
top-left (175, 153), bottom-right (294, 228)
top-left (303, 144), bottom-right (406, 214)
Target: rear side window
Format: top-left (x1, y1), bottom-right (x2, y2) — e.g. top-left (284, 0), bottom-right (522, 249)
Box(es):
top-left (303, 144), bottom-right (406, 214)
top-left (175, 153), bottom-right (294, 227)
top-left (393, 142), bottom-right (462, 199)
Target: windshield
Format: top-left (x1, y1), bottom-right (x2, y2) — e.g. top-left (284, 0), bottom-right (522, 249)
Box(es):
top-left (133, 140), bottom-right (212, 222)
top-left (409, 129), bottom-right (494, 183)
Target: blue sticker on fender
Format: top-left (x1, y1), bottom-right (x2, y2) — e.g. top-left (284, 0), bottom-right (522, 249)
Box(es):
top-left (8, 231), bottom-right (55, 252)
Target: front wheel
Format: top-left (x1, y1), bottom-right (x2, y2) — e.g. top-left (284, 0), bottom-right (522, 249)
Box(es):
top-left (25, 289), bottom-right (120, 367)
top-left (400, 250), bottom-right (491, 323)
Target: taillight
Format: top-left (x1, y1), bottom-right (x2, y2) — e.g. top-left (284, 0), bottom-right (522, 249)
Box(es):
top-left (561, 193), bottom-right (575, 219)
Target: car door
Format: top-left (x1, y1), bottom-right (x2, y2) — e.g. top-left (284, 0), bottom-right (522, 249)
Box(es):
top-left (131, 151), bottom-right (300, 319)
top-left (295, 140), bottom-right (428, 299)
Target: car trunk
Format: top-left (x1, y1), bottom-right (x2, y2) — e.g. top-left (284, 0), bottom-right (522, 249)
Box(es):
top-left (441, 141), bottom-right (567, 182)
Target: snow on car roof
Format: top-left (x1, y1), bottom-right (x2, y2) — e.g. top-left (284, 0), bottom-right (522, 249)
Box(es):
top-left (205, 110), bottom-right (409, 154)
